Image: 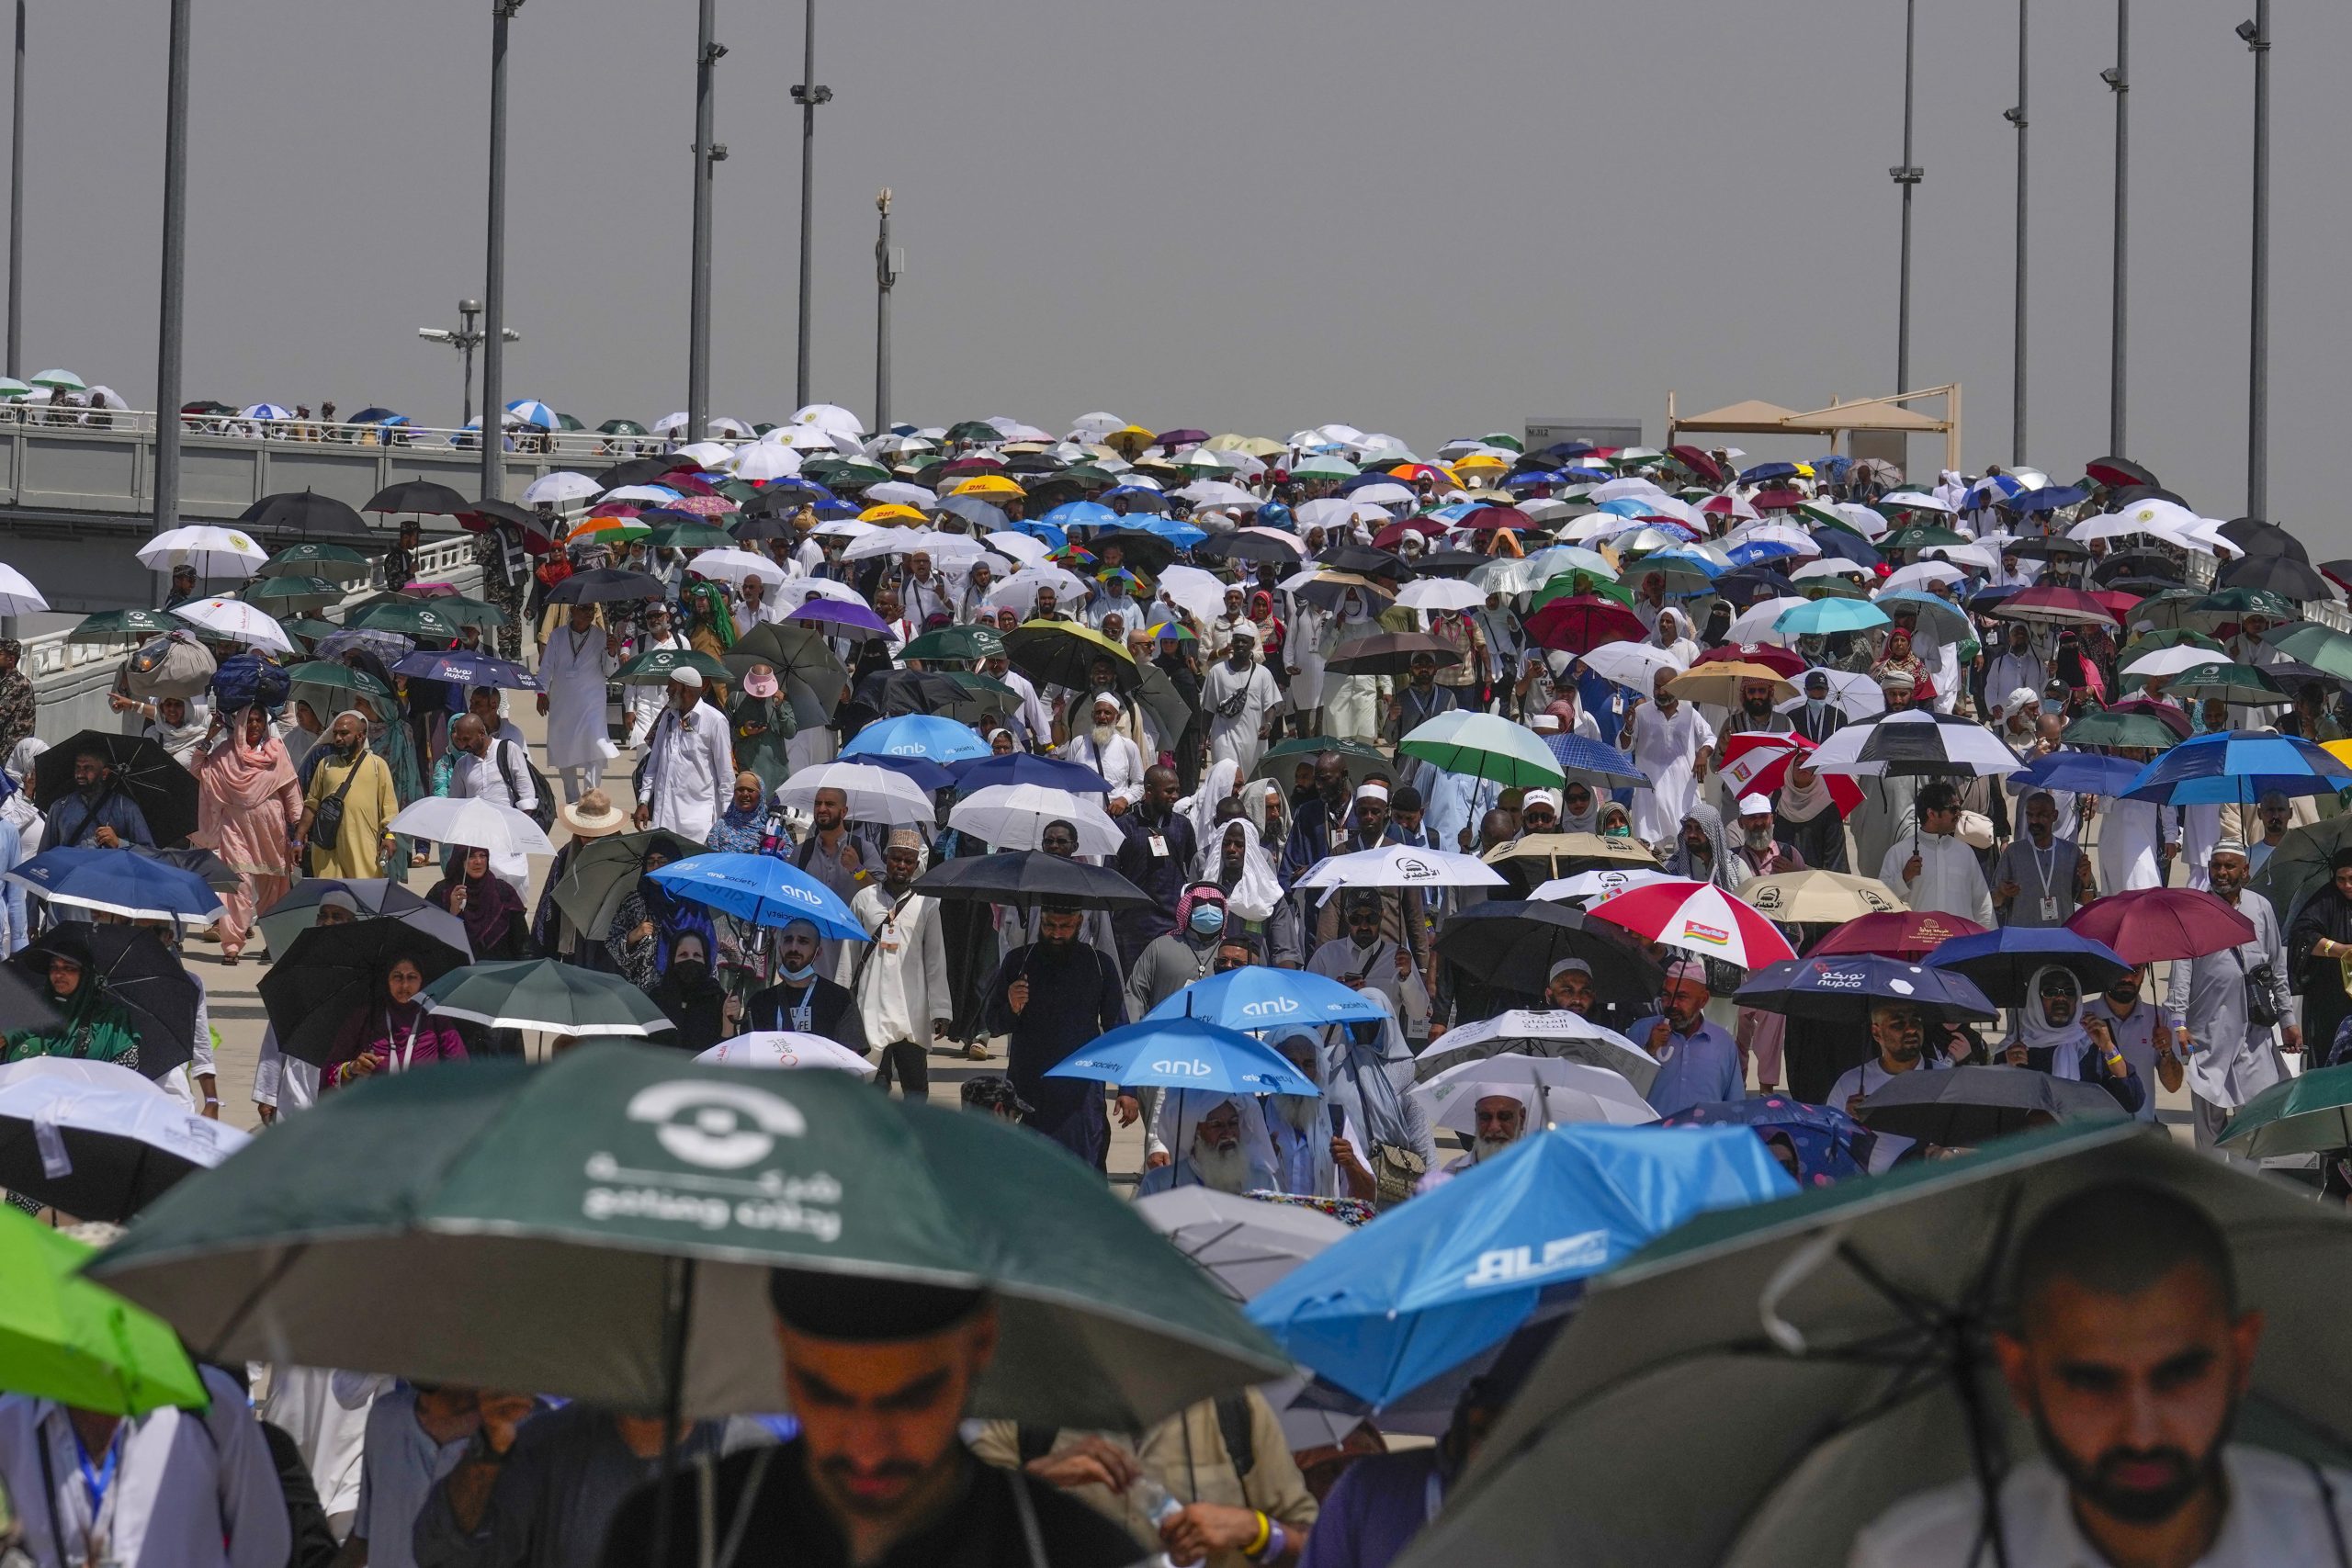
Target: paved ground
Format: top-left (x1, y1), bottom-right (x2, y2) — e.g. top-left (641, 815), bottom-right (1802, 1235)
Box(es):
top-left (198, 703), bottom-right (1159, 1177)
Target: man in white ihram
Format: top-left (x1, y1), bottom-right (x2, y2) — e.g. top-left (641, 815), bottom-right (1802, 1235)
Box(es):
top-left (634, 668), bottom-right (731, 841)
top-left (1201, 624), bottom-right (1282, 777)
top-left (1850, 1182), bottom-right (2352, 1567)
top-left (1414, 1088), bottom-right (1532, 1192)
top-left (1878, 782), bottom-right (1995, 928)
top-left (1135, 1095), bottom-right (1278, 1196)
top-left (537, 601), bottom-right (621, 801)
top-left (1057, 692), bottom-right (1146, 811)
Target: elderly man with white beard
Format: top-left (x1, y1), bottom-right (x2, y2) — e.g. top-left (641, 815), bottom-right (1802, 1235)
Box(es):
top-left (1135, 1094), bottom-right (1279, 1197)
top-left (1058, 691), bottom-right (1146, 811)
top-left (1261, 1028), bottom-right (1340, 1198)
top-left (1414, 1088), bottom-right (1532, 1191)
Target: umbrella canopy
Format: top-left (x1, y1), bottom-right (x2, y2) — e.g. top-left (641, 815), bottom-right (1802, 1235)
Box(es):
top-left (1525, 594), bottom-right (1647, 654)
top-left (260, 541), bottom-right (375, 582)
top-left (2251, 814), bottom-right (2352, 928)
top-left (31, 732), bottom-right (201, 844)
top-left (1413, 1011), bottom-right (1661, 1098)
top-left (724, 621), bottom-right (849, 730)
top-left (548, 568), bottom-right (667, 605)
top-left (258, 915), bottom-right (471, 1066)
top-left (1856, 1062), bottom-right (2130, 1145)
top-left (10, 925), bottom-right (200, 1077)
top-left (1408, 1125), bottom-right (2335, 1568)
top-left (2120, 730), bottom-right (2352, 806)
top-left (2215, 1062), bottom-right (2352, 1159)
top-left (771, 761), bottom-right (937, 828)
top-left (1431, 902), bottom-right (1665, 1008)
top-left (946, 784), bottom-right (1121, 856)
top-left (254, 876), bottom-right (465, 961)
top-left (1396, 712), bottom-right (1566, 789)
top-left (912, 851), bottom-right (1154, 911)
top-left (1248, 737), bottom-right (1389, 787)
top-left (1735, 869), bottom-right (1906, 923)
top-left (2007, 749), bottom-right (2145, 798)
top-left (1411, 1055), bottom-right (1657, 1134)
top-left (420, 959), bottom-right (675, 1037)
top-left (839, 713), bottom-right (990, 765)
top-left (1142, 967), bottom-right (1391, 1032)
top-left (695, 1032), bottom-right (876, 1077)
top-left (946, 751), bottom-right (1108, 795)
top-left (386, 797), bottom-right (552, 857)
top-left (1771, 597), bottom-right (1889, 637)
top-left (136, 525), bottom-right (267, 578)
top-left (391, 649), bottom-right (542, 693)
top-left (1247, 1126), bottom-right (1791, 1407)
top-left (899, 625), bottom-right (1006, 663)
top-left (1586, 880), bottom-right (1797, 968)
top-left (2067, 886), bottom-right (2256, 964)
top-left (2061, 705), bottom-right (2188, 750)
top-left (364, 479), bottom-right (469, 515)
top-left (87, 1047), bottom-right (1286, 1429)
top-left (1807, 709), bottom-right (2025, 780)
top-left (1323, 633), bottom-right (1463, 678)
top-left (1663, 661), bottom-right (1796, 709)
top-left (0, 1058), bottom-right (248, 1221)
top-left (1135, 1189), bottom-right (1349, 1306)
top-left (0, 1204), bottom-right (209, 1416)
top-left (1047, 1017), bottom-right (1318, 1097)
top-left (1733, 956), bottom-right (1996, 1025)
top-left (1923, 926), bottom-right (2135, 1006)
top-left (1295, 845), bottom-right (1510, 897)
top-left (1985, 584), bottom-right (2120, 627)
top-left (551, 832), bottom-right (666, 943)
top-left (1806, 909), bottom-right (1988, 961)
top-left (1002, 620), bottom-right (1136, 696)
top-left (643, 853), bottom-right (863, 939)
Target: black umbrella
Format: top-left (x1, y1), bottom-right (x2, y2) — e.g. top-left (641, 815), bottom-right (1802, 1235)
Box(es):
top-left (1324, 633), bottom-right (1463, 678)
top-left (841, 668), bottom-right (989, 732)
top-left (913, 852), bottom-right (1154, 911)
top-left (456, 498), bottom-right (559, 552)
top-left (740, 481), bottom-right (831, 517)
top-left (365, 479), bottom-right (469, 516)
top-left (727, 513), bottom-right (796, 542)
top-left (242, 489), bottom-right (370, 538)
top-left (1855, 1063), bottom-right (2128, 1146)
top-left (548, 568), bottom-right (666, 605)
top-left (594, 456), bottom-right (686, 489)
top-left (2217, 516), bottom-right (2309, 563)
top-left (0, 962), bottom-right (58, 1036)
top-left (1193, 532), bottom-right (1304, 567)
top-left (2089, 548), bottom-right (2182, 584)
top-left (2083, 455), bottom-right (2158, 490)
top-left (2220, 551), bottom-right (2332, 601)
top-left (13, 926), bottom-right (199, 1077)
top-left (2108, 482), bottom-right (2189, 510)
top-left (259, 916), bottom-right (470, 1067)
top-left (1413, 549), bottom-right (1489, 578)
top-left (1317, 544), bottom-right (1412, 581)
top-left (2005, 536), bottom-right (2092, 562)
top-left (1089, 529), bottom-right (1179, 577)
top-left (31, 732), bottom-right (201, 845)
top-left (1433, 900), bottom-right (1663, 1005)
top-left (140, 847), bottom-right (240, 895)
top-left (254, 876), bottom-right (469, 959)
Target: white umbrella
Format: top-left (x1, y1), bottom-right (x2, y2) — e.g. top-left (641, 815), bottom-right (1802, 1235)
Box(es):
top-left (777, 576), bottom-right (870, 609)
top-left (1410, 1054), bottom-right (1658, 1134)
top-left (1879, 490), bottom-right (1951, 513)
top-left (1921, 543), bottom-right (1998, 573)
top-left (843, 526), bottom-right (984, 564)
top-left (1154, 564), bottom-right (1230, 625)
top-left (521, 471), bottom-right (600, 506)
top-left (1881, 561), bottom-right (1968, 595)
top-left (1293, 845), bottom-right (1506, 897)
top-left (1396, 578), bottom-right (1488, 613)
top-left (0, 1058), bottom-right (251, 1211)
top-left (240, 402), bottom-right (294, 422)
top-left (988, 567), bottom-right (1090, 617)
top-left (1413, 1011), bottom-right (1661, 1097)
top-left (651, 411), bottom-right (690, 434)
top-left (696, 1031), bottom-right (876, 1077)
top-left (173, 597), bottom-right (294, 653)
top-left (772, 761), bottom-right (936, 827)
top-left (865, 480), bottom-right (935, 510)
top-left (0, 562), bottom-right (49, 616)
top-left (792, 402), bottom-right (864, 436)
top-left (136, 525), bottom-right (267, 578)
top-left (1579, 642), bottom-right (1689, 694)
top-left (2123, 645), bottom-right (2229, 679)
top-left (1295, 498), bottom-right (1390, 532)
top-left (684, 548), bottom-right (787, 588)
top-left (949, 784), bottom-right (1122, 855)
top-left (599, 483), bottom-right (682, 505)
top-left (28, 367), bottom-right (83, 391)
top-left (1790, 558), bottom-right (1869, 582)
top-left (673, 440), bottom-right (735, 468)
top-left (1724, 596), bottom-right (1807, 646)
top-left (729, 444), bottom-right (802, 482)
top-left (707, 416), bottom-right (752, 439)
top-left (1134, 1188), bottom-right (1350, 1304)
top-left (1178, 480), bottom-right (1260, 511)
top-left (984, 531), bottom-right (1052, 570)
top-left (1344, 481), bottom-right (1415, 510)
top-left (386, 797), bottom-right (554, 856)
top-left (1776, 667), bottom-right (1885, 720)
top-left (1530, 867), bottom-right (1677, 905)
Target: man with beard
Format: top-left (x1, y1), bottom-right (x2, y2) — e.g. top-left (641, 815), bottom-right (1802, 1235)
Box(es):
top-left (1624, 665), bottom-right (1710, 851)
top-left (1261, 1028), bottom-right (1338, 1199)
top-left (1713, 677), bottom-right (1790, 818)
top-left (1306, 892), bottom-right (1429, 1038)
top-left (1058, 693), bottom-right (1146, 813)
top-left (1203, 624), bottom-right (1283, 778)
top-left (2001, 965), bottom-right (2146, 1117)
top-left (2084, 965), bottom-right (2180, 1125)
top-left (1280, 751), bottom-right (1356, 884)
top-left (1111, 766), bottom-right (1196, 970)
top-left (2166, 841), bottom-right (2296, 1156)
top-left (1825, 998), bottom-right (1951, 1119)
top-left (839, 829), bottom-right (951, 1100)
top-left (791, 784), bottom-right (876, 976)
top-left (1984, 625), bottom-right (2046, 723)
top-left (48, 744), bottom-right (158, 849)
top-left (982, 903), bottom-right (1128, 1168)
top-left (1731, 794), bottom-right (1803, 880)
top-left (1993, 790), bottom-right (2094, 928)
top-left (1629, 960), bottom-right (1740, 1119)
top-left (1126, 882), bottom-right (1232, 1021)
top-left (742, 917), bottom-right (867, 1053)
top-left (1849, 1183), bottom-right (2352, 1568)
top-left (1135, 1095), bottom-right (1277, 1196)
top-left (1546, 957), bottom-right (1598, 1016)
top-left (1422, 1089), bottom-right (1531, 1185)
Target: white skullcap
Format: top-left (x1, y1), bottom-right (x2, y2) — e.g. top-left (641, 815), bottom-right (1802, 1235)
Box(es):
top-left (1522, 789), bottom-right (1560, 813)
top-left (670, 667), bottom-right (705, 689)
top-left (1092, 692), bottom-right (1124, 714)
top-left (1354, 780), bottom-right (1389, 803)
top-left (1529, 714), bottom-right (1564, 732)
top-left (2007, 687), bottom-right (2039, 710)
top-left (1738, 794), bottom-right (1773, 818)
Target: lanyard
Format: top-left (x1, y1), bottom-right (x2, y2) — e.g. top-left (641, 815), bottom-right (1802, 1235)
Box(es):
top-left (384, 1010), bottom-right (425, 1072)
top-left (2027, 842), bottom-right (2057, 903)
top-left (76, 1435), bottom-right (119, 1523)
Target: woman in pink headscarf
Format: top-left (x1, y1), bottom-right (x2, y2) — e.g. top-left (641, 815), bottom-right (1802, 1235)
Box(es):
top-left (190, 706), bottom-right (303, 963)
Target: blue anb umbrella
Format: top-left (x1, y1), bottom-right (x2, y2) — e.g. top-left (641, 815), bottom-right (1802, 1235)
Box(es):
top-left (6, 848), bottom-right (223, 924)
top-left (643, 852), bottom-right (862, 938)
top-left (2120, 731), bottom-right (2352, 806)
top-left (1046, 1017), bottom-right (1318, 1097)
top-left (841, 713), bottom-right (991, 765)
top-left (1248, 1125), bottom-right (1792, 1404)
top-left (1144, 968), bottom-right (1390, 1032)
top-left (946, 752), bottom-right (1110, 794)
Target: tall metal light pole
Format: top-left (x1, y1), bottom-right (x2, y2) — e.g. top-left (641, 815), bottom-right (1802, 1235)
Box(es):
top-left (874, 188), bottom-right (898, 432)
top-left (2103, 2), bottom-right (2128, 457)
top-left (1891, 0), bottom-right (1922, 394)
top-left (686, 0), bottom-right (724, 444)
top-left (152, 0), bottom-right (192, 540)
top-left (2242, 3), bottom-right (2270, 517)
top-left (419, 299), bottom-right (518, 427)
top-left (2004, 0), bottom-right (2029, 467)
top-left (7, 0), bottom-right (24, 379)
top-left (790, 0), bottom-right (830, 410)
top-left (481, 0), bottom-right (520, 502)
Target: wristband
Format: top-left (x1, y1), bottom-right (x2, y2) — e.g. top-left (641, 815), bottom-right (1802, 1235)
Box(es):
top-left (1243, 1510), bottom-right (1272, 1557)
top-left (1255, 1520), bottom-right (1288, 1563)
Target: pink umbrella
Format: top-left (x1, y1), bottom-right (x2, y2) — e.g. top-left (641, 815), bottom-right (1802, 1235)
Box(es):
top-left (663, 493), bottom-right (739, 516)
top-left (1585, 879), bottom-right (1797, 969)
top-left (2066, 888), bottom-right (2256, 965)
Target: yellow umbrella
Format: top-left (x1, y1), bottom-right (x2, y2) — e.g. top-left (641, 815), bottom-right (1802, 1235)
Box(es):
top-left (2325, 741), bottom-right (2352, 771)
top-left (1453, 453), bottom-right (1510, 474)
top-left (858, 502), bottom-right (928, 525)
top-left (1104, 425), bottom-right (1155, 459)
top-left (953, 475), bottom-right (1025, 499)
top-left (1665, 661), bottom-right (1799, 708)
top-left (1207, 434), bottom-right (1286, 458)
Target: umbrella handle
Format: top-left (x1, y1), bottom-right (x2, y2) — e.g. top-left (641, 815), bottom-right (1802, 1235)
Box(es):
top-left (1757, 1223), bottom-right (1848, 1355)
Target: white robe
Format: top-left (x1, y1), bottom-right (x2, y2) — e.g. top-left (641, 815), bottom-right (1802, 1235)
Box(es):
top-left (2097, 797), bottom-right (2176, 895)
top-left (1285, 602), bottom-right (1329, 711)
top-left (1877, 832), bottom-right (1996, 927)
top-left (642, 703), bottom-right (734, 841)
top-left (1203, 660), bottom-right (1282, 775)
top-left (1325, 615), bottom-right (1389, 743)
top-left (624, 632), bottom-right (687, 749)
top-left (1629, 701), bottom-right (1709, 848)
top-left (529, 625), bottom-right (611, 771)
top-left (1059, 729), bottom-right (1146, 807)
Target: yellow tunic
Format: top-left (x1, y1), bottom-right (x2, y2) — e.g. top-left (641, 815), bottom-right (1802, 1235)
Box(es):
top-left (302, 750), bottom-right (400, 879)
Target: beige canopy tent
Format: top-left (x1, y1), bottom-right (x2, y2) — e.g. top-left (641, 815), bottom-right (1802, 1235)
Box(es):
top-left (1667, 385), bottom-right (1960, 473)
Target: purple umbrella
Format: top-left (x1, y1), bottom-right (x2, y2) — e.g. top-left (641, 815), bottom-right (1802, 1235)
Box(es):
top-left (784, 599), bottom-right (889, 637)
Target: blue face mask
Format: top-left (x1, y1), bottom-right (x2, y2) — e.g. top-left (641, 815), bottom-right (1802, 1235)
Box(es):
top-left (1189, 904), bottom-right (1227, 937)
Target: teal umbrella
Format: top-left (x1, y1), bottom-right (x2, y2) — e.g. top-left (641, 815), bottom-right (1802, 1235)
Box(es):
top-left (1398, 711), bottom-right (1567, 789)
top-left (421, 959), bottom-right (674, 1036)
top-left (67, 608), bottom-right (188, 643)
top-left (90, 1045), bottom-right (1283, 1428)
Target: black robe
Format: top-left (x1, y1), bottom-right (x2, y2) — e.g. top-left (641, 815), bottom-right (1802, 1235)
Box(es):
top-left (741, 975), bottom-right (867, 1055)
top-left (983, 940), bottom-right (1127, 1169)
top-left (2290, 888), bottom-right (2352, 1066)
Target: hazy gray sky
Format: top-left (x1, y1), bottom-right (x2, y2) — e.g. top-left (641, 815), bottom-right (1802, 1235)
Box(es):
top-left (20, 0), bottom-right (2351, 550)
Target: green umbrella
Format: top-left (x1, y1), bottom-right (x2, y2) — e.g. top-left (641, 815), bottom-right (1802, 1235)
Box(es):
top-left (67, 608), bottom-right (188, 643)
top-left (599, 419), bottom-right (650, 436)
top-left (556, 412), bottom-right (584, 433)
top-left (285, 659), bottom-right (394, 706)
top-left (411, 594), bottom-right (503, 631)
top-left (2250, 814), bottom-right (2352, 930)
top-left (616, 647), bottom-right (731, 686)
top-left (899, 625), bottom-right (1005, 663)
top-left (277, 617), bottom-right (340, 649)
top-left (723, 622), bottom-right (850, 730)
top-left (2219, 1063), bottom-right (2352, 1159)
top-left (1879, 524), bottom-right (1968, 552)
top-left (346, 599), bottom-right (460, 640)
top-left (2186, 585), bottom-right (2298, 629)
top-left (2120, 626), bottom-right (2225, 658)
top-left (238, 574), bottom-right (341, 613)
top-left (1531, 572), bottom-right (1632, 614)
top-left (1404, 1122), bottom-right (2352, 1568)
top-left (1250, 735), bottom-right (1388, 785)
top-left (90, 1046), bottom-right (1283, 1427)
top-left (2060, 707), bottom-right (2182, 750)
top-left (258, 543), bottom-right (373, 583)
top-left (552, 830), bottom-right (664, 941)
top-left (2164, 659), bottom-right (2286, 704)
top-left (643, 521), bottom-right (735, 551)
top-left (0, 1205), bottom-right (208, 1415)
top-left (422, 959), bottom-right (675, 1037)
top-left (2267, 622), bottom-right (2352, 682)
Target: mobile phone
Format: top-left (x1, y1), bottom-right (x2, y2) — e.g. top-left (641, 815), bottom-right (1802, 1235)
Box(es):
top-left (1329, 1104), bottom-right (1347, 1141)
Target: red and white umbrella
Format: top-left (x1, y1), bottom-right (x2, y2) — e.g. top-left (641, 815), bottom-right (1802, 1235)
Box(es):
top-left (1715, 733), bottom-right (1862, 818)
top-left (1586, 879), bottom-right (1796, 969)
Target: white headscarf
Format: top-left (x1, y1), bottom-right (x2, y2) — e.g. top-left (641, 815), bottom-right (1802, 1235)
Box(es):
top-left (1155, 1089), bottom-right (1280, 1192)
top-left (1198, 815), bottom-right (1284, 922)
top-left (2016, 964), bottom-right (2088, 1080)
top-left (1181, 758), bottom-right (1242, 850)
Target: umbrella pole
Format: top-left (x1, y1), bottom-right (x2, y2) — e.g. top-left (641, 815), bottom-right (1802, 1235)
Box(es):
top-left (649, 1254), bottom-right (699, 1563)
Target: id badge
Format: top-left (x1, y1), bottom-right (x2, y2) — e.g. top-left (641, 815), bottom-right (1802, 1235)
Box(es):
top-left (1148, 833), bottom-right (1170, 858)
top-left (2040, 895), bottom-right (2060, 921)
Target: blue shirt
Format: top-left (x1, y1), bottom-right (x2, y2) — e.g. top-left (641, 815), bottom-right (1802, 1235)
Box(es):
top-left (1629, 1013), bottom-right (1742, 1118)
top-left (46, 787), bottom-right (153, 849)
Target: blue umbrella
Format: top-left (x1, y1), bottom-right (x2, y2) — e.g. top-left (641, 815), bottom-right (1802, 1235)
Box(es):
top-left (784, 599), bottom-right (890, 637)
top-left (842, 713), bottom-right (990, 764)
top-left (1097, 485), bottom-right (1169, 513)
top-left (642, 852), bottom-right (862, 937)
top-left (2120, 731), bottom-right (2352, 807)
top-left (1046, 1017), bottom-right (1317, 1097)
top-left (1773, 597), bottom-right (1889, 637)
top-left (2009, 750), bottom-right (2143, 797)
top-left (862, 753), bottom-right (956, 794)
top-left (935, 495), bottom-right (1008, 533)
top-left (6, 848), bottom-right (223, 924)
top-left (1541, 732), bottom-right (1645, 788)
top-left (946, 752), bottom-right (1109, 794)
top-left (1963, 473), bottom-right (2023, 509)
top-left (504, 399), bottom-right (560, 431)
top-left (1657, 1097), bottom-right (1874, 1186)
top-left (2007, 484), bottom-right (2088, 513)
top-left (1726, 539), bottom-right (1802, 569)
top-left (392, 650), bottom-right (543, 693)
top-left (1737, 460), bottom-right (1799, 484)
top-left (1734, 956), bottom-right (1996, 1024)
top-left (1005, 519), bottom-right (1069, 548)
top-left (1248, 1125), bottom-right (1792, 1404)
top-left (1042, 501), bottom-right (1119, 533)
top-left (1810, 529), bottom-right (1883, 569)
top-left (1142, 968), bottom-right (1390, 1032)
top-left (1136, 516), bottom-right (1208, 549)
top-left (1926, 927), bottom-right (2132, 1007)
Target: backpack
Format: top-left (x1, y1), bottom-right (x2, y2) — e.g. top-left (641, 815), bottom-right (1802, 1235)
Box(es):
top-left (210, 651), bottom-right (291, 716)
top-left (494, 739), bottom-right (558, 831)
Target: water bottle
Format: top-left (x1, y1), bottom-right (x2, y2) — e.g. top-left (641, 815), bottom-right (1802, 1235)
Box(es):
top-left (1130, 1476), bottom-right (1190, 1568)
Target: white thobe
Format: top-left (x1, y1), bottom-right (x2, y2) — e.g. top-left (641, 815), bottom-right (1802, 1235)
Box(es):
top-left (1982, 651), bottom-right (2045, 713)
top-left (2165, 890), bottom-right (2291, 1111)
top-left (624, 633), bottom-right (688, 748)
top-left (0, 1371), bottom-right (292, 1568)
top-left (449, 740), bottom-right (540, 888)
top-left (1059, 730), bottom-right (1146, 807)
top-left (995, 668), bottom-right (1052, 749)
top-left (642, 704), bottom-right (734, 841)
top-left (834, 885), bottom-right (951, 1044)
top-left (2097, 796), bottom-right (2176, 894)
top-left (538, 625), bottom-right (620, 771)
top-left (1878, 832), bottom-right (1996, 927)
top-left (2182, 801), bottom-right (2224, 891)
top-left (1628, 702), bottom-right (1709, 847)
top-left (250, 1023), bottom-right (320, 1115)
top-left (1203, 660), bottom-right (1282, 775)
